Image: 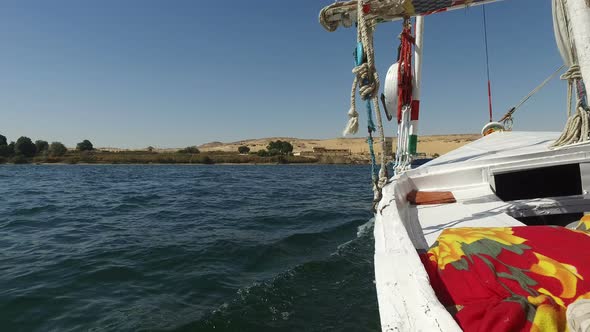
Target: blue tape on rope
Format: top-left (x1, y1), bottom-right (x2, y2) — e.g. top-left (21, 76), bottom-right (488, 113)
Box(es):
top-left (355, 42), bottom-right (364, 66)
top-left (366, 100), bottom-right (376, 132)
top-left (367, 135), bottom-right (378, 182)
top-left (355, 42), bottom-right (378, 184)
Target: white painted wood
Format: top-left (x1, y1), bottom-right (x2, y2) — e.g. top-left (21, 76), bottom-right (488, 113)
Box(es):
top-left (374, 175), bottom-right (461, 332)
top-left (580, 163), bottom-right (590, 193)
top-left (414, 17), bottom-right (424, 101)
top-left (410, 16), bottom-right (424, 138)
top-left (375, 131), bottom-right (590, 331)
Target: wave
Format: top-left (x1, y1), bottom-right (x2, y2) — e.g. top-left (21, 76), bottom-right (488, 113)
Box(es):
top-left (174, 219), bottom-right (380, 332)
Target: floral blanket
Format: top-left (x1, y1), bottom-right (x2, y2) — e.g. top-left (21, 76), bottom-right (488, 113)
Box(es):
top-left (420, 217), bottom-right (590, 331)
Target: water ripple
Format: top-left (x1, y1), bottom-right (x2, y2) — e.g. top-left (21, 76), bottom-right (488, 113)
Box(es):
top-left (0, 165), bottom-right (377, 331)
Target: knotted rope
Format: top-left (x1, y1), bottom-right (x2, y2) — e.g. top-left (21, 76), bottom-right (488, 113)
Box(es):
top-left (319, 0), bottom-right (407, 32)
top-left (561, 64), bottom-right (584, 116)
top-left (319, 0), bottom-right (356, 32)
top-left (343, 0), bottom-right (389, 211)
top-left (550, 66), bottom-right (590, 148)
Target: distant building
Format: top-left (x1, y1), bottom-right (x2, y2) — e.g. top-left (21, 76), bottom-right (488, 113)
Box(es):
top-left (298, 146), bottom-right (351, 158)
top-left (97, 147), bottom-right (128, 152)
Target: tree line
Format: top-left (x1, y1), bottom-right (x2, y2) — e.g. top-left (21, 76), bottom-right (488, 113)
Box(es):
top-left (178, 140), bottom-right (294, 157)
top-left (0, 136), bottom-right (300, 164)
top-left (0, 134), bottom-right (94, 159)
top-left (235, 140), bottom-right (293, 157)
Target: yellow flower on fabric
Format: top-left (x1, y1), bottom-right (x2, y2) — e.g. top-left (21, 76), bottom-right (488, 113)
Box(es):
top-left (428, 227), bottom-right (526, 270)
top-left (576, 215), bottom-right (590, 231)
top-left (528, 294), bottom-right (554, 306)
top-left (529, 303), bottom-right (567, 332)
top-left (574, 215), bottom-right (590, 235)
top-left (530, 253), bottom-right (583, 299)
top-left (536, 288), bottom-right (565, 307)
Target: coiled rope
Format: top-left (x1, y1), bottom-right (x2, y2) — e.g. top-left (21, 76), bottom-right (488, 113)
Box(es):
top-left (551, 64), bottom-right (590, 148)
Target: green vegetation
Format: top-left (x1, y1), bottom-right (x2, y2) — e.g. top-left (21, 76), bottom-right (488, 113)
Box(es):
top-left (76, 139), bottom-right (94, 151)
top-left (256, 149), bottom-right (269, 157)
top-left (255, 140), bottom-right (294, 157)
top-left (178, 146), bottom-right (200, 154)
top-left (49, 142), bottom-right (67, 157)
top-left (15, 137), bottom-right (37, 157)
top-left (0, 135), bottom-right (11, 157)
top-left (7, 142), bottom-right (15, 156)
top-left (44, 151), bottom-right (313, 165)
top-left (0, 134), bottom-right (317, 165)
top-left (238, 146), bottom-right (250, 154)
top-left (0, 135), bottom-right (70, 163)
top-left (35, 140), bottom-right (49, 155)
top-left (266, 140), bottom-right (293, 156)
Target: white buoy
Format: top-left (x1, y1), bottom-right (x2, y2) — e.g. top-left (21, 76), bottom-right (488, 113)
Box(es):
top-left (481, 121), bottom-right (505, 136)
top-left (383, 62), bottom-right (399, 121)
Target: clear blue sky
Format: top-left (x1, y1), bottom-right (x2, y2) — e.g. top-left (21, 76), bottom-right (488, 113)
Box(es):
top-left (0, 0), bottom-right (566, 148)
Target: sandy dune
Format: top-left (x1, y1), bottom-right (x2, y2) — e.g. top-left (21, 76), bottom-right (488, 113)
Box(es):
top-left (198, 134), bottom-right (479, 158)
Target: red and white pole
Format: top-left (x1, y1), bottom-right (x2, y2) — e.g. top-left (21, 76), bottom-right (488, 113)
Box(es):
top-left (409, 16), bottom-right (424, 155)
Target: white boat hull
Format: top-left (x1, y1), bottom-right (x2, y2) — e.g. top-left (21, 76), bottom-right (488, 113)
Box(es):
top-left (374, 131), bottom-right (590, 331)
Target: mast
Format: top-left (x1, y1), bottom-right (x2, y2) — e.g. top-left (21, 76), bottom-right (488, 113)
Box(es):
top-left (566, 0), bottom-right (590, 90)
top-left (409, 16), bottom-right (424, 155)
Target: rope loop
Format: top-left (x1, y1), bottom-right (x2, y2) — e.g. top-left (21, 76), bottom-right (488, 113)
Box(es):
top-left (353, 63), bottom-right (378, 100)
top-left (504, 116), bottom-right (514, 131)
top-left (319, 5), bottom-right (339, 32)
top-left (561, 64), bottom-right (582, 81)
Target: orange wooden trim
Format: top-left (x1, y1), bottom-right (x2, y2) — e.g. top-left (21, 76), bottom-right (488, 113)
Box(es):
top-left (407, 190), bottom-right (456, 205)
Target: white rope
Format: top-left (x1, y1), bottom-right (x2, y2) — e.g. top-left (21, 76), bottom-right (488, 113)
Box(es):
top-left (515, 66), bottom-right (565, 111)
top-left (499, 65), bottom-right (565, 130)
top-left (551, 101), bottom-right (590, 147)
top-left (359, 1), bottom-right (389, 195)
top-left (343, 0), bottom-right (388, 206)
top-left (561, 64), bottom-right (583, 117)
top-left (319, 0), bottom-right (407, 32)
top-left (394, 106), bottom-right (412, 174)
top-left (319, 1), bottom-right (356, 32)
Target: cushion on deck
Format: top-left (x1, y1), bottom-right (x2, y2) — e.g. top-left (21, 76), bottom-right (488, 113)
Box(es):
top-left (421, 218), bottom-right (590, 331)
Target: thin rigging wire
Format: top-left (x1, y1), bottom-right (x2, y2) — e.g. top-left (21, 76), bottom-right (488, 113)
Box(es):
top-left (482, 4), bottom-right (493, 122)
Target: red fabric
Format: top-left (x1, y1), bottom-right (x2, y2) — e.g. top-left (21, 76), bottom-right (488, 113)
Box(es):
top-left (410, 100), bottom-right (420, 121)
top-left (421, 226), bottom-right (590, 331)
top-left (397, 25), bottom-right (414, 124)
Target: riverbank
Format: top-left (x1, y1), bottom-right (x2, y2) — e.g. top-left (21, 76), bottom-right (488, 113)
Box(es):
top-left (0, 151), bottom-right (326, 165)
top-left (0, 134), bottom-right (479, 165)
